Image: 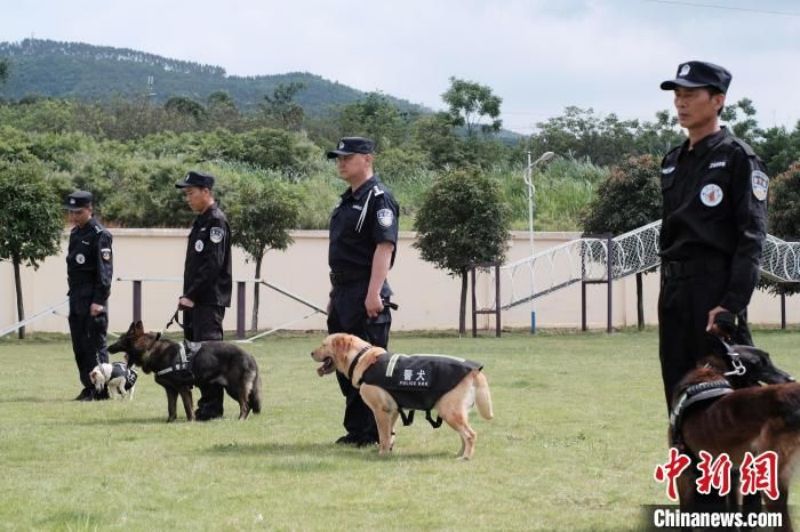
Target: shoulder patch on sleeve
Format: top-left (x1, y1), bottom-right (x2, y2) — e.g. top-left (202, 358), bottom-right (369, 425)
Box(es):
top-left (751, 170), bottom-right (769, 201)
top-left (101, 248), bottom-right (112, 261)
top-left (377, 208), bottom-right (394, 228)
top-left (210, 226), bottom-right (225, 244)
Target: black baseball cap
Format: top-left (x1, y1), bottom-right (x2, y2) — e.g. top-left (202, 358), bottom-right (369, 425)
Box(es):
top-left (64, 190), bottom-right (93, 211)
top-left (175, 170), bottom-right (215, 189)
top-left (326, 137), bottom-right (375, 159)
top-left (660, 61), bottom-right (732, 94)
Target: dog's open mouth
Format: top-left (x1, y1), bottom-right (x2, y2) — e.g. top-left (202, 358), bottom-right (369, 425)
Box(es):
top-left (317, 357), bottom-right (335, 376)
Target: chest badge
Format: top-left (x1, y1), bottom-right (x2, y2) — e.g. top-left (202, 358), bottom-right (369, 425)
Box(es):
top-left (195, 239), bottom-right (204, 252)
top-left (751, 170), bottom-right (769, 202)
top-left (377, 208), bottom-right (394, 228)
top-left (700, 184), bottom-right (723, 207)
top-left (75, 253), bottom-right (86, 265)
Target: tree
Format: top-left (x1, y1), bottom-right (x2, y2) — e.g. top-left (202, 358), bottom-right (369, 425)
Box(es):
top-left (337, 92), bottom-right (410, 148)
top-left (721, 98), bottom-right (762, 144)
top-left (414, 168), bottom-right (510, 333)
top-left (226, 171), bottom-right (301, 330)
top-left (0, 161), bottom-right (64, 338)
top-left (164, 96), bottom-right (207, 122)
top-left (442, 77), bottom-right (502, 135)
top-left (581, 154), bottom-right (662, 329)
top-left (261, 82), bottom-right (305, 131)
top-left (0, 59), bottom-right (8, 84)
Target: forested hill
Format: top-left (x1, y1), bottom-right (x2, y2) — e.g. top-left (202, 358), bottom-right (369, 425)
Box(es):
top-left (0, 39), bottom-right (424, 115)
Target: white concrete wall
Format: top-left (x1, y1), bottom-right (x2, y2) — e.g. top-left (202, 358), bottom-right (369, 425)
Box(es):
top-left (1, 229), bottom-right (796, 335)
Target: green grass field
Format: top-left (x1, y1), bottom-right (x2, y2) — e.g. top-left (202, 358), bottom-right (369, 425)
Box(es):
top-left (1, 329), bottom-right (798, 531)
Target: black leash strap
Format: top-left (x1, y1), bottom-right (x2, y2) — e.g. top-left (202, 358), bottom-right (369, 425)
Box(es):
top-left (165, 309), bottom-right (185, 331)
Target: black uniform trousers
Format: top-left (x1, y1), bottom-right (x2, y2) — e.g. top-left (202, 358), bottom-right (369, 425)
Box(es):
top-left (328, 279), bottom-right (391, 441)
top-left (658, 264), bottom-right (756, 516)
top-left (184, 305), bottom-right (226, 418)
top-left (68, 287), bottom-right (108, 390)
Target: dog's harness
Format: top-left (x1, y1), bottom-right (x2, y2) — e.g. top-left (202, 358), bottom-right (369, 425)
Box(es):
top-left (110, 362), bottom-right (138, 390)
top-left (670, 378), bottom-right (733, 447)
top-left (152, 335), bottom-right (194, 378)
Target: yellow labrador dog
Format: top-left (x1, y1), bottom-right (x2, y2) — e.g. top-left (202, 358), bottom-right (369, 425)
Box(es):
top-left (311, 333), bottom-right (493, 459)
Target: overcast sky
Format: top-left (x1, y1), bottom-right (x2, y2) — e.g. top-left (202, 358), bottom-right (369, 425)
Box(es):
top-left (2, 0), bottom-right (799, 134)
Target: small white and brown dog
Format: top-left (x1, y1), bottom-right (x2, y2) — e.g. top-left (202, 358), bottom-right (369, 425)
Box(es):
top-left (89, 361), bottom-right (138, 400)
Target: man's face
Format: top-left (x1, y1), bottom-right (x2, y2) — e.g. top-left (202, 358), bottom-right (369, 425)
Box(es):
top-left (183, 186), bottom-right (210, 213)
top-left (68, 207), bottom-right (91, 227)
top-left (335, 153), bottom-right (372, 182)
top-left (673, 87), bottom-right (724, 130)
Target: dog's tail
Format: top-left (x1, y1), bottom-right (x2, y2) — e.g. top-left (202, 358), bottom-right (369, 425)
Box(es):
top-left (249, 371), bottom-right (262, 415)
top-left (474, 371), bottom-right (494, 420)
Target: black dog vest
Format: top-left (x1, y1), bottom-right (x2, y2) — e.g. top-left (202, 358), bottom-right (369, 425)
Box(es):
top-left (110, 362), bottom-right (138, 390)
top-left (358, 353), bottom-right (482, 426)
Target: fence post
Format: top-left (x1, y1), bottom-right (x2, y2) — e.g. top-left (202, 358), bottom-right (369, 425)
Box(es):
top-left (471, 267), bottom-right (477, 338)
top-left (132, 280), bottom-right (142, 323)
top-left (495, 263), bottom-right (501, 337)
top-left (781, 290), bottom-right (787, 330)
top-left (606, 234), bottom-right (613, 334)
top-left (236, 281), bottom-right (246, 340)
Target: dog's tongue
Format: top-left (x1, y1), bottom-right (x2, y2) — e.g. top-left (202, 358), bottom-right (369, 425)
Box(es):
top-left (316, 359), bottom-right (335, 376)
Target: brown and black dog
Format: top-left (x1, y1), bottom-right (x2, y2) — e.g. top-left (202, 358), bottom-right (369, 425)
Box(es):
top-left (109, 321), bottom-right (262, 422)
top-left (311, 333), bottom-right (493, 459)
top-left (671, 345), bottom-right (798, 529)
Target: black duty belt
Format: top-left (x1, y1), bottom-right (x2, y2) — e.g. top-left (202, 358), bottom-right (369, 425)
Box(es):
top-left (661, 257), bottom-right (729, 280)
top-left (329, 270), bottom-right (371, 286)
top-left (68, 273), bottom-right (96, 287)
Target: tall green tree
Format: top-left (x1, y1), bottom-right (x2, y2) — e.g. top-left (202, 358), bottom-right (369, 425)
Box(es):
top-left (0, 59), bottom-right (8, 84)
top-left (414, 168), bottom-right (510, 333)
top-left (442, 77), bottom-right (502, 136)
top-left (0, 161), bottom-right (64, 338)
top-left (226, 171), bottom-right (301, 330)
top-left (261, 82), bottom-right (305, 131)
top-left (337, 92), bottom-right (409, 148)
top-left (581, 154), bottom-right (662, 329)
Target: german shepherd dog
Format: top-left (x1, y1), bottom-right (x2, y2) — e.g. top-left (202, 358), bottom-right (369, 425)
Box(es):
top-left (671, 345), bottom-right (798, 530)
top-left (108, 321), bottom-right (262, 422)
top-left (311, 333), bottom-right (493, 459)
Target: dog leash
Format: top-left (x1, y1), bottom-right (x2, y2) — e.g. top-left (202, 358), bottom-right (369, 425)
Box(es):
top-left (718, 338), bottom-right (747, 377)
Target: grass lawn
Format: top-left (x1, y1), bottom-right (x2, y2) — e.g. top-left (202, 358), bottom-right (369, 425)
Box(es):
top-left (0, 329), bottom-right (798, 531)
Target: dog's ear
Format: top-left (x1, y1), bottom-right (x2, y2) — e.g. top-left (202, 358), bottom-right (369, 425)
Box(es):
top-left (134, 320), bottom-right (144, 335)
top-left (127, 321), bottom-right (136, 334)
top-left (331, 334), bottom-right (348, 354)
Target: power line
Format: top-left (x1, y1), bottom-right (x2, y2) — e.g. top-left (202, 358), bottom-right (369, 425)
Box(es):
top-left (645, 0), bottom-right (800, 17)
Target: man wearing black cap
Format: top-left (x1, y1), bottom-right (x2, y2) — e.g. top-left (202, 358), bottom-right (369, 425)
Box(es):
top-left (175, 170), bottom-right (232, 420)
top-left (658, 62), bottom-right (767, 512)
top-left (326, 137), bottom-right (399, 446)
top-left (64, 190), bottom-right (113, 401)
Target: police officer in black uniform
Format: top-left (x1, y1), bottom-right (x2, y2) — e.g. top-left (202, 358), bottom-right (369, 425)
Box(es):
top-left (65, 190), bottom-right (113, 401)
top-left (175, 171), bottom-right (232, 420)
top-left (326, 137), bottom-right (399, 446)
top-left (658, 61), bottom-right (768, 514)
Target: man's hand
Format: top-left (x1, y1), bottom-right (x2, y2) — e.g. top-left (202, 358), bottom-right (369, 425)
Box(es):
top-left (365, 292), bottom-right (383, 319)
top-left (178, 296), bottom-right (195, 309)
top-left (706, 305), bottom-right (731, 337)
top-left (89, 303), bottom-right (104, 316)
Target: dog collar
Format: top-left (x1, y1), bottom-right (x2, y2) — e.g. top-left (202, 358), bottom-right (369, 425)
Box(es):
top-left (347, 345), bottom-right (373, 383)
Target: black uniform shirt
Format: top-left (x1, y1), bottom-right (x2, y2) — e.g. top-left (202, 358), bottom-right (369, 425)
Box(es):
top-left (328, 175), bottom-right (399, 273)
top-left (66, 217), bottom-right (113, 304)
top-left (660, 127), bottom-right (768, 313)
top-left (183, 203), bottom-right (232, 307)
